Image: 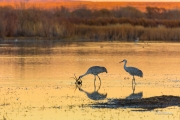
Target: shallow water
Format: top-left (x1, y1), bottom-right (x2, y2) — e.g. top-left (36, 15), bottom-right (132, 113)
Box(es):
top-left (0, 41), bottom-right (180, 120)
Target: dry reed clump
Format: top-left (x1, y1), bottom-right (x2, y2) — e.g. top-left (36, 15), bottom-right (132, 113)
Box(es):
top-left (72, 24), bottom-right (137, 41)
top-left (72, 24), bottom-right (180, 42)
top-left (1, 5), bottom-right (180, 41)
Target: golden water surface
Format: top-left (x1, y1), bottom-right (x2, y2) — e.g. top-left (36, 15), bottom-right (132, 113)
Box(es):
top-left (0, 42), bottom-right (180, 120)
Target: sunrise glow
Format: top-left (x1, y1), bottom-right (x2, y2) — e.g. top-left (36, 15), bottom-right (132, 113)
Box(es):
top-left (76, 0), bottom-right (180, 1)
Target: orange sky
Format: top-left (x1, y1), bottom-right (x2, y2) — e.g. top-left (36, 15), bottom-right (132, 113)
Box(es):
top-left (1, 1), bottom-right (180, 12)
top-left (77, 0), bottom-right (180, 1)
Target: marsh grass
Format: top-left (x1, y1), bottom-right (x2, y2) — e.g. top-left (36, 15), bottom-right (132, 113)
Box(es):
top-left (1, 5), bottom-right (180, 41)
top-left (72, 24), bottom-right (180, 42)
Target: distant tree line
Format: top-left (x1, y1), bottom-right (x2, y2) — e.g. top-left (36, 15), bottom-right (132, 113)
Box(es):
top-left (53, 6), bottom-right (180, 27)
top-left (1, 5), bottom-right (180, 41)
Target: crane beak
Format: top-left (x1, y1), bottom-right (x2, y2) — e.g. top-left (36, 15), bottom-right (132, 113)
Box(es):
top-left (119, 60), bottom-right (123, 63)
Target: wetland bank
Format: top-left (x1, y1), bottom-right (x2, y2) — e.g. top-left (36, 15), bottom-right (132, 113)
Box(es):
top-left (0, 41), bottom-right (180, 120)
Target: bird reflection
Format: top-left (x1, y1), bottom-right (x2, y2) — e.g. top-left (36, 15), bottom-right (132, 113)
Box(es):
top-left (77, 80), bottom-right (107, 100)
top-left (126, 84), bottom-right (143, 100)
top-left (71, 74), bottom-right (82, 92)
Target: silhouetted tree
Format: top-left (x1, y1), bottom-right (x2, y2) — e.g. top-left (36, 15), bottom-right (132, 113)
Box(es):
top-left (146, 6), bottom-right (167, 19)
top-left (53, 6), bottom-right (70, 18)
top-left (71, 7), bottom-right (92, 18)
top-left (165, 9), bottom-right (180, 20)
top-left (113, 6), bottom-right (145, 18)
top-left (92, 9), bottom-right (113, 18)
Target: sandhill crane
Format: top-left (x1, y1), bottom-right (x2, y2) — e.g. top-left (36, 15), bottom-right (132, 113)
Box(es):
top-left (78, 66), bottom-right (107, 86)
top-left (134, 37), bottom-right (139, 43)
top-left (120, 59), bottom-right (143, 86)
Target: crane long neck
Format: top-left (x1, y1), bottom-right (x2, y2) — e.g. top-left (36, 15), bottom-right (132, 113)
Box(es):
top-left (79, 72), bottom-right (89, 79)
top-left (124, 61), bottom-right (127, 70)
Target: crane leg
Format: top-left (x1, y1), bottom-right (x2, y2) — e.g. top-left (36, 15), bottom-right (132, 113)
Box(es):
top-left (132, 83), bottom-right (136, 93)
top-left (97, 75), bottom-right (101, 90)
top-left (94, 76), bottom-right (96, 91)
top-left (132, 76), bottom-right (136, 90)
top-left (132, 78), bottom-right (134, 90)
top-left (132, 76), bottom-right (134, 85)
top-left (97, 75), bottom-right (101, 85)
top-left (134, 79), bottom-right (136, 85)
top-left (133, 76), bottom-right (136, 85)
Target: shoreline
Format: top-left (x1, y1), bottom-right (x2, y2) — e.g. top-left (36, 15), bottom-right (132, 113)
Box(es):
top-left (1, 37), bottom-right (180, 43)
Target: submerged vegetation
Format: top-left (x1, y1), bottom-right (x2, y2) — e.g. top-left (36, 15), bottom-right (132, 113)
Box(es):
top-left (1, 3), bottom-right (180, 41)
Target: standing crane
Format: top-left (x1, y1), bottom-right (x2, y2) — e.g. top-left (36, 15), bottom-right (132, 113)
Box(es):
top-left (78, 66), bottom-right (107, 87)
top-left (120, 59), bottom-right (143, 86)
top-left (134, 37), bottom-right (139, 44)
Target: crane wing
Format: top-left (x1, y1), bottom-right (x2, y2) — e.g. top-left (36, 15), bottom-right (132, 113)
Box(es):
top-left (126, 67), bottom-right (143, 77)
